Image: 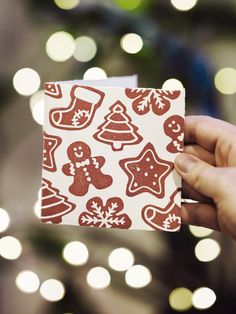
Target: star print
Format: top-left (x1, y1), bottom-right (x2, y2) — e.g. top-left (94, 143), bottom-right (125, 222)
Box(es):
top-left (119, 143), bottom-right (173, 198)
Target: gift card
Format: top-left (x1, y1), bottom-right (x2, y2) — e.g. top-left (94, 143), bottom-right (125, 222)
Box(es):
top-left (41, 76), bottom-right (185, 232)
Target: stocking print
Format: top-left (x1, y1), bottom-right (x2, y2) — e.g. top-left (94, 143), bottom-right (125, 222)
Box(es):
top-left (93, 101), bottom-right (143, 151)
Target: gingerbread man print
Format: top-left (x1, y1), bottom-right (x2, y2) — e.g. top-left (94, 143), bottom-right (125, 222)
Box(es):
top-left (62, 141), bottom-right (113, 196)
top-left (164, 115), bottom-right (184, 153)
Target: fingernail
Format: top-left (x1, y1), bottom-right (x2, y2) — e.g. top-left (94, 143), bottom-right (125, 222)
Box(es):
top-left (175, 154), bottom-right (197, 173)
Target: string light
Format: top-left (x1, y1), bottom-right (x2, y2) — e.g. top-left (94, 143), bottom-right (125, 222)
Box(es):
top-left (108, 247), bottom-right (134, 271)
top-left (13, 68), bottom-right (41, 96)
top-left (192, 287), bottom-right (216, 309)
top-left (171, 0), bottom-right (198, 11)
top-left (15, 270), bottom-right (40, 294)
top-left (214, 67), bottom-right (236, 95)
top-left (54, 0), bottom-right (80, 10)
top-left (169, 287), bottom-right (192, 311)
top-left (83, 67), bottom-right (107, 80)
top-left (62, 241), bottom-right (89, 266)
top-left (86, 267), bottom-right (111, 289)
top-left (73, 36), bottom-right (97, 62)
top-left (33, 200), bottom-right (41, 218)
top-left (125, 265), bottom-right (152, 288)
top-left (0, 236), bottom-right (22, 260)
top-left (40, 279), bottom-right (65, 302)
top-left (195, 239), bottom-right (221, 262)
top-left (115, 0), bottom-right (141, 10)
top-left (30, 90), bottom-right (45, 125)
top-left (0, 208), bottom-right (10, 233)
top-left (120, 33), bottom-right (143, 54)
top-left (46, 31), bottom-right (75, 62)
top-left (162, 78), bottom-right (184, 90)
top-left (189, 225), bottom-right (213, 237)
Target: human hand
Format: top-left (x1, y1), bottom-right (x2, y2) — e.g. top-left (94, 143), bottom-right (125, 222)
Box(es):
top-left (174, 115), bottom-right (236, 240)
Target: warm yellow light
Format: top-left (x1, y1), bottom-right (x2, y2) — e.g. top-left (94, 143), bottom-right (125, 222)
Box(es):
top-left (115, 0), bottom-right (141, 10)
top-left (0, 208), bottom-right (10, 232)
top-left (73, 36), bottom-right (97, 62)
top-left (30, 90), bottom-right (45, 125)
top-left (86, 267), bottom-right (111, 289)
top-left (195, 239), bottom-right (221, 262)
top-left (0, 236), bottom-right (22, 260)
top-left (62, 241), bottom-right (89, 266)
top-left (13, 68), bottom-right (41, 96)
top-left (46, 31), bottom-right (75, 62)
top-left (214, 67), bottom-right (236, 95)
top-left (192, 287), bottom-right (216, 309)
top-left (54, 0), bottom-right (80, 10)
top-left (33, 200), bottom-right (41, 218)
top-left (108, 247), bottom-right (134, 271)
top-left (15, 270), bottom-right (40, 293)
top-left (162, 78), bottom-right (184, 90)
top-left (171, 0), bottom-right (198, 11)
top-left (40, 279), bottom-right (65, 302)
top-left (169, 287), bottom-right (192, 311)
top-left (189, 225), bottom-right (213, 237)
top-left (83, 67), bottom-right (107, 80)
top-left (125, 265), bottom-right (152, 288)
top-left (120, 33), bottom-right (143, 54)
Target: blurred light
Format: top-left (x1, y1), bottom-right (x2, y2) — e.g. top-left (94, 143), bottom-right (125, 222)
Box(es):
top-left (13, 68), bottom-right (41, 96)
top-left (30, 90), bottom-right (45, 125)
top-left (214, 68), bottom-right (236, 95)
top-left (108, 247), bottom-right (134, 271)
top-left (63, 241), bottom-right (89, 266)
top-left (169, 287), bottom-right (192, 311)
top-left (115, 0), bottom-right (141, 10)
top-left (54, 0), bottom-right (80, 10)
top-left (171, 0), bottom-right (198, 11)
top-left (162, 78), bottom-right (184, 90)
top-left (15, 270), bottom-right (40, 294)
top-left (0, 208), bottom-right (10, 233)
top-left (86, 267), bottom-right (111, 289)
top-left (46, 31), bottom-right (75, 62)
top-left (0, 236), bottom-right (22, 260)
top-left (192, 287), bottom-right (216, 309)
top-left (40, 279), bottom-right (65, 302)
top-left (195, 239), bottom-right (221, 262)
top-left (73, 36), bottom-right (97, 62)
top-left (34, 200), bottom-right (41, 218)
top-left (83, 67), bottom-right (107, 80)
top-left (120, 33), bottom-right (143, 54)
top-left (38, 188), bottom-right (42, 199)
top-left (189, 225), bottom-right (213, 238)
top-left (125, 265), bottom-right (151, 288)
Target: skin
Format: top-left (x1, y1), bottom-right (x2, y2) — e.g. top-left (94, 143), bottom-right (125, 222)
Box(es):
top-left (174, 115), bottom-right (236, 241)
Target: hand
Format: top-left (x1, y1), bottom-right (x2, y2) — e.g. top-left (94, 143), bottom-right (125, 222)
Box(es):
top-left (174, 115), bottom-right (236, 241)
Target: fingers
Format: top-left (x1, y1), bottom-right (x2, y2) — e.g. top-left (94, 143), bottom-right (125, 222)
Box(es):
top-left (184, 144), bottom-right (215, 165)
top-left (181, 202), bottom-right (220, 231)
top-left (182, 181), bottom-right (212, 203)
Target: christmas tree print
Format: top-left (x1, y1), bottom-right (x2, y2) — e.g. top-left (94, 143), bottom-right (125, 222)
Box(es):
top-left (93, 101), bottom-right (143, 151)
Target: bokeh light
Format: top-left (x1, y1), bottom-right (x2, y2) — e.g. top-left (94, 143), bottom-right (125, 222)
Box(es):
top-left (54, 0), bottom-right (80, 10)
top-left (189, 225), bottom-right (213, 237)
top-left (192, 287), bottom-right (216, 309)
top-left (214, 67), bottom-right (236, 95)
top-left (125, 265), bottom-right (152, 288)
top-left (33, 200), bottom-right (41, 218)
top-left (13, 68), bottom-right (41, 96)
top-left (162, 78), bottom-right (184, 90)
top-left (30, 90), bottom-right (45, 125)
top-left (108, 247), bottom-right (134, 271)
top-left (83, 67), bottom-right (107, 80)
top-left (15, 270), bottom-right (40, 294)
top-left (169, 287), bottom-right (192, 311)
top-left (115, 0), bottom-right (141, 11)
top-left (120, 33), bottom-right (143, 54)
top-left (195, 239), bottom-right (221, 262)
top-left (0, 236), bottom-right (22, 260)
top-left (73, 36), bottom-right (97, 62)
top-left (86, 267), bottom-right (111, 289)
top-left (46, 31), bottom-right (75, 62)
top-left (40, 279), bottom-right (65, 302)
top-left (0, 208), bottom-right (10, 233)
top-left (171, 0), bottom-right (198, 11)
top-left (62, 241), bottom-right (89, 266)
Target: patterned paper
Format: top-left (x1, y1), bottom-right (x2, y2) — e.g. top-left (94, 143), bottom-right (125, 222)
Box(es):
top-left (41, 78), bottom-right (185, 231)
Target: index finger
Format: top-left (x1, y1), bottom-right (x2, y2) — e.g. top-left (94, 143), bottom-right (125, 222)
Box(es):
top-left (184, 115), bottom-right (236, 151)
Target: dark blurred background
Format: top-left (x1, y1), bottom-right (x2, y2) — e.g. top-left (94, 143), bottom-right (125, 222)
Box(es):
top-left (0, 0), bottom-right (236, 313)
